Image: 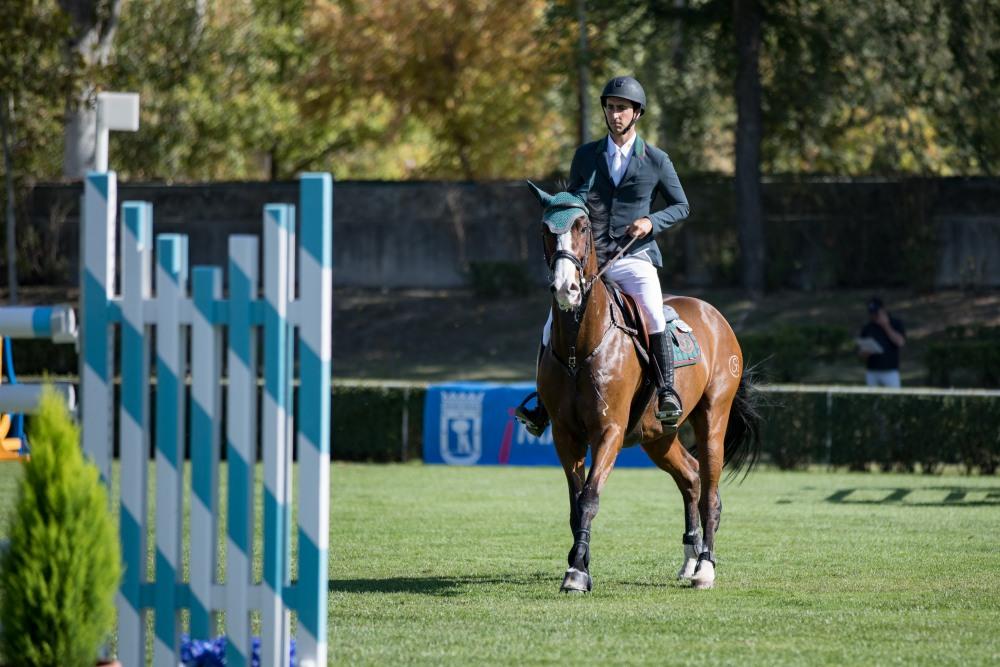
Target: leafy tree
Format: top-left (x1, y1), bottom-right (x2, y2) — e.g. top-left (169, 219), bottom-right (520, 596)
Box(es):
top-left (303, 0), bottom-right (573, 179)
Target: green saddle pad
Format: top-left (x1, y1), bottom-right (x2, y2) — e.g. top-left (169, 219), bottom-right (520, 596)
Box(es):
top-left (667, 319), bottom-right (701, 368)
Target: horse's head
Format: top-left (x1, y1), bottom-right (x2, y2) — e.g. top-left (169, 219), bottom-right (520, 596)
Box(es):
top-left (527, 181), bottom-right (596, 312)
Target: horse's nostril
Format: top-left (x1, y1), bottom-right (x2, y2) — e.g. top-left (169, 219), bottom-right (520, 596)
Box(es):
top-left (549, 284), bottom-right (557, 293)
top-left (569, 283), bottom-right (579, 293)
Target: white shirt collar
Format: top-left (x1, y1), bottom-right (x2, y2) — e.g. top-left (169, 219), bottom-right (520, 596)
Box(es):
top-left (606, 134), bottom-right (636, 158)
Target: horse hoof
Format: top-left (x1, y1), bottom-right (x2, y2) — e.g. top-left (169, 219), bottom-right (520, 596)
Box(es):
top-left (689, 559), bottom-right (715, 589)
top-left (676, 543), bottom-right (700, 580)
top-left (560, 567), bottom-right (592, 593)
top-left (676, 558), bottom-right (698, 581)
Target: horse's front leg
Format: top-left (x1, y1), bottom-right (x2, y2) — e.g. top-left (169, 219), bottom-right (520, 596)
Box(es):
top-left (559, 426), bottom-right (622, 594)
top-left (553, 426), bottom-right (590, 593)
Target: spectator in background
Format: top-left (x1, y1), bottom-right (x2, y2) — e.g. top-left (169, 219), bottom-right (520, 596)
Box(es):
top-left (857, 296), bottom-right (906, 387)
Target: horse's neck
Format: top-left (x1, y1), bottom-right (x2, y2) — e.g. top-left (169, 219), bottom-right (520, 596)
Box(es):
top-left (551, 280), bottom-right (611, 355)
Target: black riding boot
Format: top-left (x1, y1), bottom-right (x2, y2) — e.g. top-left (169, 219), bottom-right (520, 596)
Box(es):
top-left (514, 344), bottom-right (549, 437)
top-left (650, 331), bottom-right (683, 427)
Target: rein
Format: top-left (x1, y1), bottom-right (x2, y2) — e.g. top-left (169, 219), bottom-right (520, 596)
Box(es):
top-left (546, 227), bottom-right (640, 296)
top-left (587, 234), bottom-right (640, 292)
top-left (545, 227), bottom-right (642, 375)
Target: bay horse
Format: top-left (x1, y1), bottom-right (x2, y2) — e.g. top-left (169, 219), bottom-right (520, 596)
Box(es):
top-left (529, 182), bottom-right (763, 592)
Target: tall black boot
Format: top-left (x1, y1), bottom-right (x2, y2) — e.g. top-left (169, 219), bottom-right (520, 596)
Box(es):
top-left (650, 331), bottom-right (683, 427)
top-left (514, 344), bottom-right (549, 437)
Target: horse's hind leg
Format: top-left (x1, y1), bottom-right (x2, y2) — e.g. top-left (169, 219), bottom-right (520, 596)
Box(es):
top-left (642, 434), bottom-right (702, 580)
top-left (689, 402), bottom-right (731, 590)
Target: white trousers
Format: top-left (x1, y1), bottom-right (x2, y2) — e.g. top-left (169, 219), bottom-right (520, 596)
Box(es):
top-left (543, 256), bottom-right (666, 345)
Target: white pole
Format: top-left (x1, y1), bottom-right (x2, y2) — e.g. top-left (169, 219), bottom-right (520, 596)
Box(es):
top-left (94, 92), bottom-right (140, 173)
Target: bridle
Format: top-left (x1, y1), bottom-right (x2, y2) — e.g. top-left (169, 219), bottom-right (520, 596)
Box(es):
top-left (541, 216), bottom-right (641, 373)
top-left (544, 216), bottom-right (640, 305)
top-left (544, 215), bottom-right (594, 295)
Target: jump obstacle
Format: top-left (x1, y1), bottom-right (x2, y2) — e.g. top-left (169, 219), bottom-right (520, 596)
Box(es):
top-left (0, 307), bottom-right (78, 458)
top-left (0, 171), bottom-right (333, 665)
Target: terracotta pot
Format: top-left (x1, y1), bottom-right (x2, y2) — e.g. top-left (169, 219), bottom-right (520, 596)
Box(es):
top-left (96, 661), bottom-right (122, 667)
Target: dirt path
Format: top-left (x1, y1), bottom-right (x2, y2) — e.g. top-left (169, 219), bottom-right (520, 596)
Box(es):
top-left (333, 287), bottom-right (1000, 385)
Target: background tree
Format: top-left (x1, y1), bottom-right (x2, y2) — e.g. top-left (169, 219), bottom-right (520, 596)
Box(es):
top-left (303, 0), bottom-right (573, 179)
top-left (58, 0), bottom-right (122, 178)
top-left (0, 0), bottom-right (75, 299)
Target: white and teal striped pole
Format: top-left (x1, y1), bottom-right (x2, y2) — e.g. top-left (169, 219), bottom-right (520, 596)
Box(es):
top-left (295, 173), bottom-right (332, 666)
top-left (116, 201), bottom-right (153, 666)
top-left (261, 203), bottom-right (294, 664)
top-left (190, 265), bottom-right (223, 641)
top-left (0, 305), bottom-right (77, 342)
top-left (153, 234), bottom-right (189, 664)
top-left (226, 235), bottom-right (259, 667)
top-left (81, 171), bottom-right (117, 484)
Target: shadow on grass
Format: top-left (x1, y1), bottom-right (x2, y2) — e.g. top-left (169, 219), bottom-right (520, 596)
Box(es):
top-left (826, 486), bottom-right (1000, 506)
top-left (329, 571), bottom-right (551, 596)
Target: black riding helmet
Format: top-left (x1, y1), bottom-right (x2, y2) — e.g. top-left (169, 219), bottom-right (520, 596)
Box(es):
top-left (600, 76), bottom-right (646, 113)
top-left (600, 76), bottom-right (645, 136)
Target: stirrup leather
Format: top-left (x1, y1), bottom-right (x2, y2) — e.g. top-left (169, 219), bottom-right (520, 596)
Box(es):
top-left (514, 392), bottom-right (549, 437)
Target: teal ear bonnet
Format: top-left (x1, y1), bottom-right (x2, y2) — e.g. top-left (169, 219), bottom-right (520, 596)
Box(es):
top-left (526, 181), bottom-right (588, 234)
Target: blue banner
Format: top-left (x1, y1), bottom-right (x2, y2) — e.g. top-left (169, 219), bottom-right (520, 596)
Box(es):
top-left (422, 381), bottom-right (654, 467)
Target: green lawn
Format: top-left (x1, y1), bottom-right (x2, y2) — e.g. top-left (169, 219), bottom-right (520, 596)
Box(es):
top-left (1, 462), bottom-right (998, 665)
top-left (328, 464), bottom-right (1000, 666)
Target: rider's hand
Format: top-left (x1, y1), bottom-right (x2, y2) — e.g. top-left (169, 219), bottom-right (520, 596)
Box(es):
top-left (626, 217), bottom-right (652, 238)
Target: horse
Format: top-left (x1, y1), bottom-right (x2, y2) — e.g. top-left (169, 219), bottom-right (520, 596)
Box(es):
top-left (529, 183), bottom-right (763, 592)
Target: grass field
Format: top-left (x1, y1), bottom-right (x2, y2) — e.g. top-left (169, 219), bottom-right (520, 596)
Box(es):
top-left (328, 464), bottom-right (999, 666)
top-left (2, 462), bottom-right (998, 665)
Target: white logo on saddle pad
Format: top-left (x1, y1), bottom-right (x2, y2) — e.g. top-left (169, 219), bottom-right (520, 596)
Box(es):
top-left (440, 391), bottom-right (485, 465)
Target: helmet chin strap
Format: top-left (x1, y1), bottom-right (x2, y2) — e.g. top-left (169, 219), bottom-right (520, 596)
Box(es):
top-left (603, 108), bottom-right (641, 140)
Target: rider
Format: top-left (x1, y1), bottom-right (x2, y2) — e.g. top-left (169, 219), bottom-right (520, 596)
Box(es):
top-left (516, 75), bottom-right (690, 435)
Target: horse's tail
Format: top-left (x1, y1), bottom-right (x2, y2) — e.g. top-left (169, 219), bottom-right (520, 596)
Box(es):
top-left (723, 364), bottom-right (765, 479)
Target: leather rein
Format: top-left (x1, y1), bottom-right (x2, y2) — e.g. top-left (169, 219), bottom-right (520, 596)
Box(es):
top-left (544, 223), bottom-right (640, 374)
top-left (546, 225), bottom-right (640, 300)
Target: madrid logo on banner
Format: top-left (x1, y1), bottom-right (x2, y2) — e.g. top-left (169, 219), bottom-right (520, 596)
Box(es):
top-left (439, 391), bottom-right (485, 465)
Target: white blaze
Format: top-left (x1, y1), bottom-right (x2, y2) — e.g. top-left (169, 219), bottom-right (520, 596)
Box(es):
top-left (551, 230), bottom-right (582, 310)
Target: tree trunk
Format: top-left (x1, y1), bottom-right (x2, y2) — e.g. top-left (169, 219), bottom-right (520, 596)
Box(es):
top-left (1, 93), bottom-right (18, 303)
top-left (733, 0), bottom-right (765, 295)
top-left (576, 0), bottom-right (590, 145)
top-left (59, 0), bottom-right (122, 179)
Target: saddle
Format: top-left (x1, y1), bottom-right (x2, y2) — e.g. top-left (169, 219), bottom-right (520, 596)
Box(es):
top-left (606, 282), bottom-right (702, 444)
top-left (606, 283), bottom-right (701, 371)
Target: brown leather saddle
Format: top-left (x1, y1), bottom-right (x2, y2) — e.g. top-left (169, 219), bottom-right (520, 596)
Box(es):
top-left (606, 284), bottom-right (699, 443)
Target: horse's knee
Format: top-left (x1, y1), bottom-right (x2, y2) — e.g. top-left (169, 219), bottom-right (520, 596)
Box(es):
top-left (578, 485), bottom-right (600, 523)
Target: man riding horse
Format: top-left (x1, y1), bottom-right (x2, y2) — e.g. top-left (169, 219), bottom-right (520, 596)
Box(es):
top-left (516, 75), bottom-right (690, 435)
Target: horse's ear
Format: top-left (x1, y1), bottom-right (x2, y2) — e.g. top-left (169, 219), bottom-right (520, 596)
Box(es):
top-left (526, 180), bottom-right (553, 208)
top-left (572, 172), bottom-right (596, 200)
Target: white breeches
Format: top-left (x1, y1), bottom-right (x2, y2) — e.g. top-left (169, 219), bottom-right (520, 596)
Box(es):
top-left (542, 256), bottom-right (666, 346)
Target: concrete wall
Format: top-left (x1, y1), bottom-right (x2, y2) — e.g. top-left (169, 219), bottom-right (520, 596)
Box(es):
top-left (24, 176), bottom-right (1000, 289)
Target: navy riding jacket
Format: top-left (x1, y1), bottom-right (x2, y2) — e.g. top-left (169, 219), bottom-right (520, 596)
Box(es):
top-left (568, 135), bottom-right (690, 268)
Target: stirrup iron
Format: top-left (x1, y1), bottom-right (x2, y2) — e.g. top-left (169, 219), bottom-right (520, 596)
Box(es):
top-left (514, 392), bottom-right (548, 437)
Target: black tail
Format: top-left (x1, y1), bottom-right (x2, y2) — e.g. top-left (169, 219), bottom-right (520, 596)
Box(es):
top-left (723, 365), bottom-right (765, 479)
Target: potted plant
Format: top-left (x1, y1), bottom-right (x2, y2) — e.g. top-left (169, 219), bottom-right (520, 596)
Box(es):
top-left (0, 387), bottom-right (122, 667)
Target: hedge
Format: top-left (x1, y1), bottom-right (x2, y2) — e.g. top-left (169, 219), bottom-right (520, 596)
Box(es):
top-left (758, 386), bottom-right (1000, 473)
top-left (332, 381), bottom-right (425, 462)
top-left (330, 382), bottom-right (1000, 474)
top-left (924, 325), bottom-right (1000, 388)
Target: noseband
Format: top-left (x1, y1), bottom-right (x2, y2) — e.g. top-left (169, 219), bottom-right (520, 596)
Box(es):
top-left (544, 220), bottom-right (594, 297)
top-left (544, 221), bottom-right (639, 301)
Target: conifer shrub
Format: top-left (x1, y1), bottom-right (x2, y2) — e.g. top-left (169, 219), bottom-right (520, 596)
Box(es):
top-left (0, 388), bottom-right (121, 667)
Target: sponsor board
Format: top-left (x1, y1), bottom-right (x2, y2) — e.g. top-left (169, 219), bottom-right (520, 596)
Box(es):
top-left (422, 382), bottom-right (654, 467)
